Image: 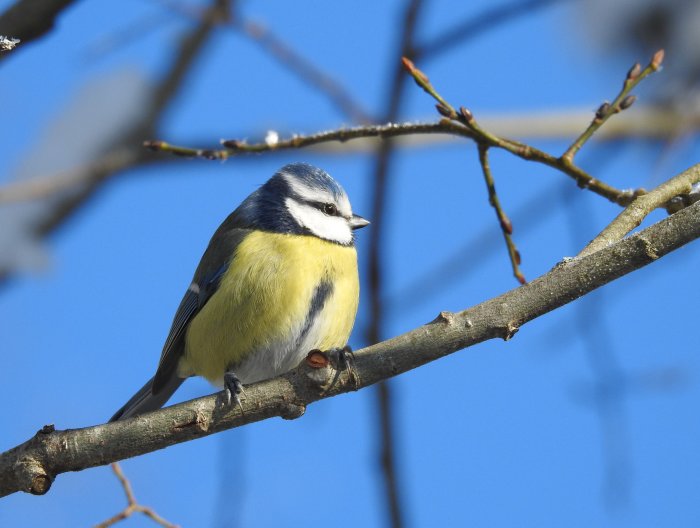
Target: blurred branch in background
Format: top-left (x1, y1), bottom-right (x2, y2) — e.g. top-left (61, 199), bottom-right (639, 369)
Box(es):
top-left (0, 0), bottom-right (228, 285)
top-left (0, 0), bottom-right (76, 60)
top-left (230, 16), bottom-right (373, 124)
top-left (158, 0), bottom-right (374, 123)
top-left (562, 181), bottom-right (634, 510)
top-left (365, 1), bottom-right (425, 526)
top-left (415, 0), bottom-right (569, 59)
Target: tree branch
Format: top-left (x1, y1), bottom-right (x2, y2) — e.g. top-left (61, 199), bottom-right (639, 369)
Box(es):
top-left (0, 0), bottom-right (76, 60)
top-left (579, 163), bottom-right (700, 257)
top-left (476, 144), bottom-right (526, 284)
top-left (367, 1), bottom-right (425, 526)
top-left (94, 463), bottom-right (179, 528)
top-left (145, 119), bottom-right (639, 206)
top-left (2, 194), bottom-right (699, 499)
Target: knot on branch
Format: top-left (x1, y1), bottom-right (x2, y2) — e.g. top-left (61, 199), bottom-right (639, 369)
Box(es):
top-left (17, 457), bottom-right (52, 495)
top-left (502, 322), bottom-right (520, 341)
top-left (279, 403), bottom-right (306, 420)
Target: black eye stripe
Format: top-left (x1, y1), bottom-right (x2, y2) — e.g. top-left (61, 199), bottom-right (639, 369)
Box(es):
top-left (304, 200), bottom-right (340, 216)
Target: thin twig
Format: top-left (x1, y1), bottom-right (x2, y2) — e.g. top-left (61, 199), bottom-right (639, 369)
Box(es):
top-left (477, 145), bottom-right (526, 284)
top-left (94, 463), bottom-right (179, 528)
top-left (148, 122), bottom-right (474, 158)
top-left (147, 119), bottom-right (639, 205)
top-left (578, 163), bottom-right (700, 257)
top-left (561, 50), bottom-right (665, 164)
top-left (401, 55), bottom-right (663, 206)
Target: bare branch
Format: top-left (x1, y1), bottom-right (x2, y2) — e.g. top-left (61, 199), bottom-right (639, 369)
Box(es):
top-left (1, 189), bottom-right (699, 499)
top-left (416, 0), bottom-right (568, 59)
top-left (476, 144), bottom-right (526, 284)
top-left (94, 463), bottom-right (179, 528)
top-left (561, 50), bottom-right (665, 164)
top-left (579, 163), bottom-right (700, 257)
top-left (147, 118), bottom-right (638, 206)
top-left (402, 55), bottom-right (660, 206)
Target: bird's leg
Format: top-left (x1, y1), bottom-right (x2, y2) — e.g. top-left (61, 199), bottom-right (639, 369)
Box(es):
top-left (223, 370), bottom-right (247, 412)
top-left (326, 345), bottom-right (360, 389)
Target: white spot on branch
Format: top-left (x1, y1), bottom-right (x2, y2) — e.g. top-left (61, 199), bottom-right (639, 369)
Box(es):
top-left (0, 36), bottom-right (20, 52)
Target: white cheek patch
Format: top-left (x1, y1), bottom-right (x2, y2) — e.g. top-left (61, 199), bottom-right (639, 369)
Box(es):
top-left (285, 198), bottom-right (353, 245)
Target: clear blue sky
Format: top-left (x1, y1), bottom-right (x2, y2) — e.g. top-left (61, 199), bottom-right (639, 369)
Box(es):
top-left (1, 1), bottom-right (699, 527)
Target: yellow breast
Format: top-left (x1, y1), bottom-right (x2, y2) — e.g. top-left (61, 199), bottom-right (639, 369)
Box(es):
top-left (180, 231), bottom-right (359, 384)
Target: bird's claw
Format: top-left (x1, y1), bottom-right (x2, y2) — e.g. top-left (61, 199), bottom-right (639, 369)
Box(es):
top-left (224, 371), bottom-right (246, 412)
top-left (326, 345), bottom-right (359, 389)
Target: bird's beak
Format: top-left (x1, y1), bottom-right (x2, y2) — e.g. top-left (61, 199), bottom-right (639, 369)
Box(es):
top-left (349, 214), bottom-right (370, 230)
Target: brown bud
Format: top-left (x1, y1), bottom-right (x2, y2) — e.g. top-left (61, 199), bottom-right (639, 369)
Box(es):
top-left (435, 103), bottom-right (453, 118)
top-left (222, 139), bottom-right (245, 149)
top-left (651, 49), bottom-right (665, 70)
top-left (143, 140), bottom-right (163, 150)
top-left (501, 217), bottom-right (513, 234)
top-left (514, 249), bottom-right (522, 265)
top-left (627, 63), bottom-right (642, 80)
top-left (401, 56), bottom-right (429, 84)
top-left (595, 102), bottom-right (611, 119)
top-left (620, 95), bottom-right (636, 110)
top-left (459, 106), bottom-right (473, 122)
top-left (401, 56), bottom-right (415, 72)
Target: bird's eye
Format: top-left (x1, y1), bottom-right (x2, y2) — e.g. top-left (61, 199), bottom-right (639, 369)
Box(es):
top-left (323, 203), bottom-right (338, 216)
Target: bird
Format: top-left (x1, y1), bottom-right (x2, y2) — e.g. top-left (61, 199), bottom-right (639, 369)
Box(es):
top-left (110, 162), bottom-right (369, 421)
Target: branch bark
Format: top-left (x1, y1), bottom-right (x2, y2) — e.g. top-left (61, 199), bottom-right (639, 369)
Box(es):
top-left (2, 197), bottom-right (699, 499)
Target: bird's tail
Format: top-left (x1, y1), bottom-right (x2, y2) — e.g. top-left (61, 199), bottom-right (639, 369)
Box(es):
top-left (110, 375), bottom-right (184, 422)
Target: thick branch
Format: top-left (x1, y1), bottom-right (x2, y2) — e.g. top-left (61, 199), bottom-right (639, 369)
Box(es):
top-left (1, 198), bottom-right (699, 499)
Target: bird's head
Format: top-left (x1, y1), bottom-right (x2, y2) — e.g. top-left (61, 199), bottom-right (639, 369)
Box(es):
top-left (249, 162), bottom-right (369, 245)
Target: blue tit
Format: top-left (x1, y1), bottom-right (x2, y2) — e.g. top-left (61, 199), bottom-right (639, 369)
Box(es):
top-left (110, 162), bottom-right (369, 421)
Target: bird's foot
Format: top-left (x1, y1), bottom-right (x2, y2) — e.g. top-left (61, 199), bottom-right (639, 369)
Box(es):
top-left (327, 345), bottom-right (360, 389)
top-left (325, 345), bottom-right (354, 370)
top-left (224, 371), bottom-right (246, 412)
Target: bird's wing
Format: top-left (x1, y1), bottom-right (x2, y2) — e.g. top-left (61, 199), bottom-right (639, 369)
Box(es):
top-left (151, 219), bottom-right (252, 394)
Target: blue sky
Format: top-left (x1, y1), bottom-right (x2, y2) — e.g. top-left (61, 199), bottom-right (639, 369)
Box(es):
top-left (1, 1), bottom-right (699, 527)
